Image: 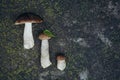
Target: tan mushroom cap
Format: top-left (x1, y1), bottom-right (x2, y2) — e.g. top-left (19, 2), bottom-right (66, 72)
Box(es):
top-left (15, 12), bottom-right (43, 25)
top-left (57, 55), bottom-right (66, 60)
top-left (39, 33), bottom-right (51, 40)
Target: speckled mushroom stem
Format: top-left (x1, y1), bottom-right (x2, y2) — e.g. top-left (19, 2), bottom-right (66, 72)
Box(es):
top-left (24, 23), bottom-right (34, 49)
top-left (57, 55), bottom-right (66, 71)
top-left (57, 59), bottom-right (66, 71)
top-left (41, 39), bottom-right (52, 68)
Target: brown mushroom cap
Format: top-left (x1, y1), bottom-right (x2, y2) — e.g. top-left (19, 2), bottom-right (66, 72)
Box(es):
top-left (39, 33), bottom-right (51, 40)
top-left (57, 55), bottom-right (66, 60)
top-left (15, 12), bottom-right (43, 25)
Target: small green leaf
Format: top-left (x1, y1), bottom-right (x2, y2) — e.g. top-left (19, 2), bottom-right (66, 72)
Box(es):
top-left (43, 30), bottom-right (55, 37)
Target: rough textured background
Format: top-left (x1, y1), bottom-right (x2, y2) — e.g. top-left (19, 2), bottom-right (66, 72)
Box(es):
top-left (0, 0), bottom-right (120, 80)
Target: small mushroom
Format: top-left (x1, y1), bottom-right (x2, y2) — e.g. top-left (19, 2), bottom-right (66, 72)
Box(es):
top-left (15, 13), bottom-right (43, 49)
top-left (39, 33), bottom-right (52, 68)
top-left (57, 55), bottom-right (66, 71)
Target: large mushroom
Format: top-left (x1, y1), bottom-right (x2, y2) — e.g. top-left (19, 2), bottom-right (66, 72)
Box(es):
top-left (15, 13), bottom-right (43, 49)
top-left (39, 30), bottom-right (54, 68)
top-left (56, 55), bottom-right (66, 71)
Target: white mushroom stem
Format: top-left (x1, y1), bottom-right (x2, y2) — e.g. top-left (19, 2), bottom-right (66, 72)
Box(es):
top-left (41, 40), bottom-right (52, 68)
top-left (57, 59), bottom-right (66, 71)
top-left (24, 22), bottom-right (34, 49)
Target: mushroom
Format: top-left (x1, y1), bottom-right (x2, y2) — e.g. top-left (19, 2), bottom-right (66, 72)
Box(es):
top-left (56, 55), bottom-right (66, 71)
top-left (39, 33), bottom-right (52, 68)
top-left (15, 13), bottom-right (43, 49)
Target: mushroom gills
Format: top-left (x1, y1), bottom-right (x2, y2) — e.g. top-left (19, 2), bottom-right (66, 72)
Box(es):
top-left (24, 22), bottom-right (34, 49)
top-left (41, 40), bottom-right (52, 68)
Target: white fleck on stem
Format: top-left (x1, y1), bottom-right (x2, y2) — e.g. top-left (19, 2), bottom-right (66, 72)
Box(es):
top-left (41, 40), bottom-right (52, 68)
top-left (57, 60), bottom-right (66, 71)
top-left (24, 23), bottom-right (34, 49)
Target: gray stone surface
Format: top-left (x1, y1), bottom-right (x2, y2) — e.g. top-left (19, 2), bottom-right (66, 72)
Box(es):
top-left (0, 0), bottom-right (120, 80)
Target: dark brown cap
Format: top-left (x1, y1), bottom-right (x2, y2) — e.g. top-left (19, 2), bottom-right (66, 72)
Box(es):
top-left (57, 55), bottom-right (66, 60)
top-left (39, 33), bottom-right (51, 40)
top-left (15, 12), bottom-right (43, 25)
